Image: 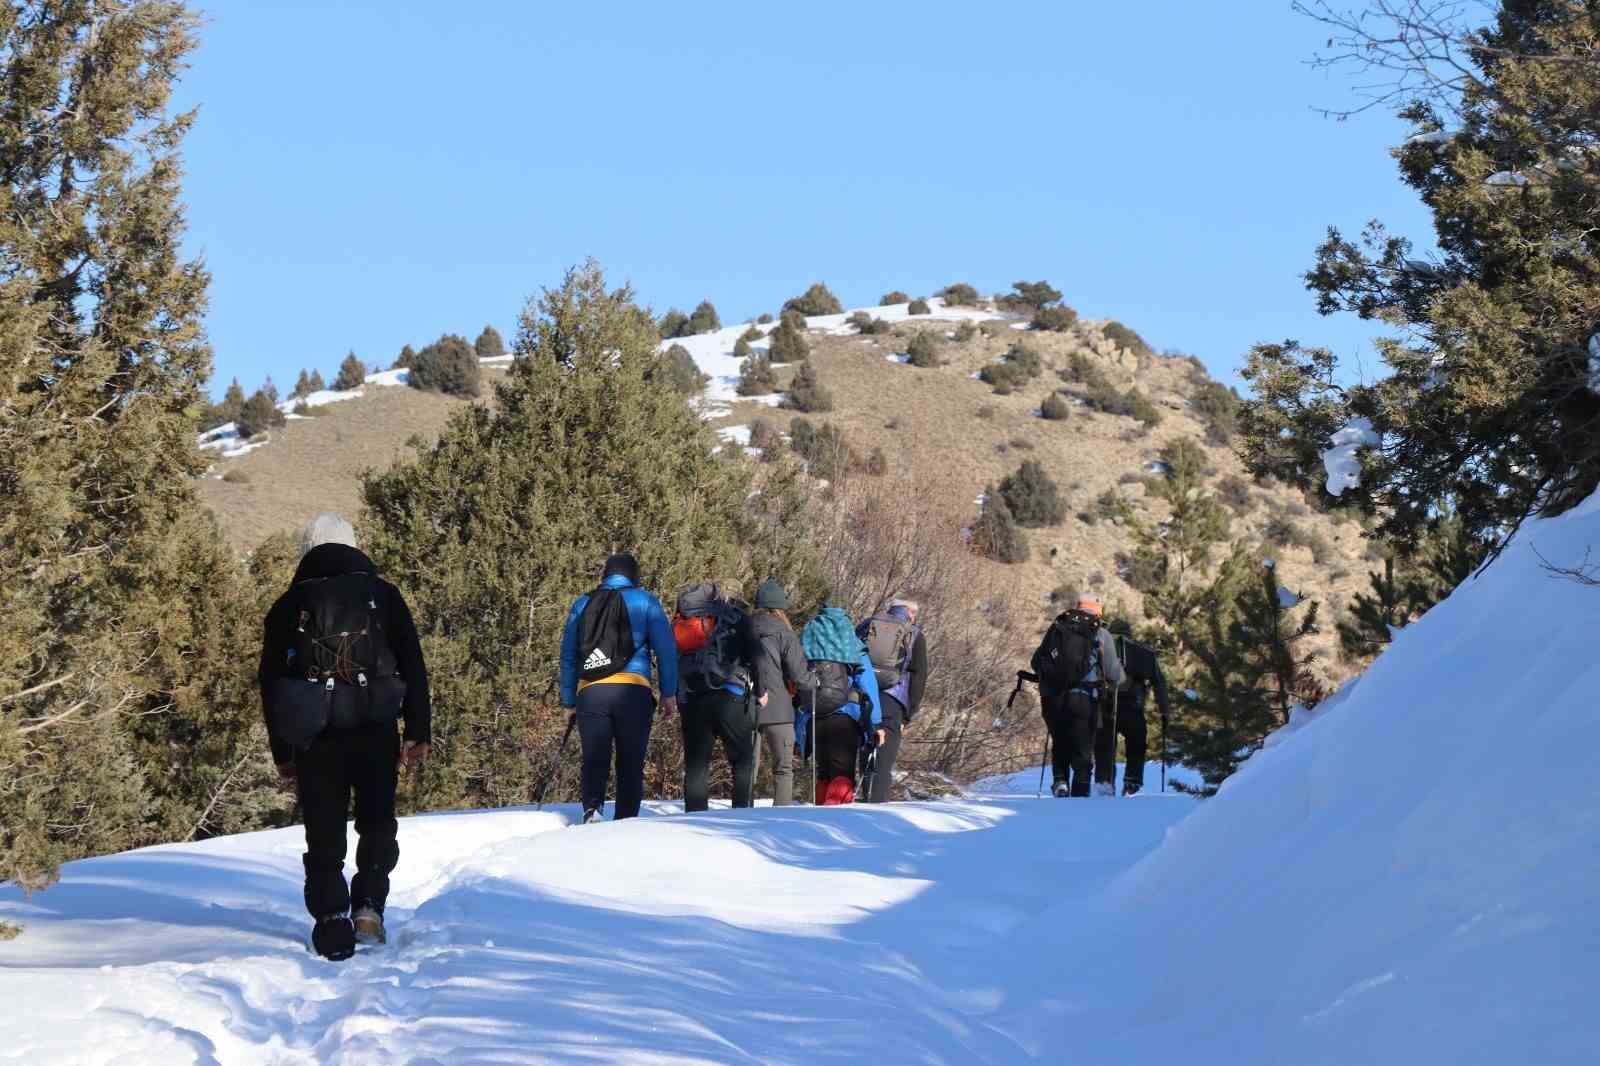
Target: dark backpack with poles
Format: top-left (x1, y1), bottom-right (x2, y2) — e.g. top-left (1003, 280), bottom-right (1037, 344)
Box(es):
top-left (862, 614), bottom-right (916, 690)
top-left (673, 582), bottom-right (751, 699)
top-left (1033, 608), bottom-right (1100, 692)
top-left (806, 660), bottom-right (857, 715)
top-left (576, 586), bottom-right (636, 684)
top-left (268, 572), bottom-right (406, 748)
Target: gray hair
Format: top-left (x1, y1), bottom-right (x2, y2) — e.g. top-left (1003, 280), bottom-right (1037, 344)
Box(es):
top-left (300, 512), bottom-right (358, 557)
top-left (888, 598), bottom-right (920, 619)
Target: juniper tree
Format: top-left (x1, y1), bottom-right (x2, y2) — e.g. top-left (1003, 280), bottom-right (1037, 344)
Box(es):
top-left (307, 368), bottom-right (326, 391)
top-left (906, 331), bottom-right (941, 368)
top-left (1, 0), bottom-right (269, 889)
top-left (782, 282), bottom-right (843, 317)
top-left (1135, 437), bottom-right (1231, 655)
top-left (658, 308), bottom-right (689, 339)
top-left (972, 487), bottom-right (1029, 563)
top-left (409, 334), bottom-right (482, 396)
top-left (733, 335), bottom-right (754, 361)
top-left (997, 280), bottom-right (1063, 313)
top-left (474, 325), bottom-right (506, 360)
top-left (333, 351), bottom-right (366, 390)
top-left (237, 387), bottom-right (285, 439)
top-left (655, 343), bottom-right (707, 396)
top-left (938, 282), bottom-right (980, 306)
top-left (767, 314), bottom-right (809, 364)
top-left (685, 300), bottom-right (721, 336)
top-left (1242, 2), bottom-right (1600, 556)
top-left (292, 369), bottom-right (314, 399)
top-left (393, 344), bottom-right (417, 370)
top-left (783, 359), bottom-right (834, 413)
top-left (880, 291), bottom-right (910, 306)
top-left (737, 352), bottom-right (777, 396)
top-left (998, 460), bottom-right (1066, 527)
top-left (359, 263), bottom-right (820, 810)
top-left (220, 378), bottom-right (247, 424)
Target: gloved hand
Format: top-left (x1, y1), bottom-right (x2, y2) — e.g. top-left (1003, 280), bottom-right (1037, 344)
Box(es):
top-left (276, 761), bottom-right (297, 783)
top-left (399, 741), bottom-right (431, 769)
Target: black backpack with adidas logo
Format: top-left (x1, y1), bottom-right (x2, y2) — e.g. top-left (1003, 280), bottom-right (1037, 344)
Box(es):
top-left (577, 586), bottom-right (636, 683)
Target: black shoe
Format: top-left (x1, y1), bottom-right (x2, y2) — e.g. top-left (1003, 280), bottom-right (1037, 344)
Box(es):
top-left (1052, 782), bottom-right (1070, 798)
top-left (1122, 782), bottom-right (1142, 796)
top-left (582, 807), bottom-right (603, 824)
top-left (312, 914), bottom-right (356, 961)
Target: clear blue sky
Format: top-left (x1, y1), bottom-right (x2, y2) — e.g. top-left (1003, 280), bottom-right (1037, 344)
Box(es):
top-left (176, 2), bottom-right (1433, 399)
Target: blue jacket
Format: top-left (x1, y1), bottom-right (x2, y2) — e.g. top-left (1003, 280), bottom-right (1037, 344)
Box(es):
top-left (559, 575), bottom-right (679, 707)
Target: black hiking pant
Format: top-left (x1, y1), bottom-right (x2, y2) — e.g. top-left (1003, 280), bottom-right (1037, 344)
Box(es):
top-left (860, 694), bottom-right (904, 803)
top-left (1042, 688), bottom-right (1098, 797)
top-left (295, 723), bottom-right (400, 919)
top-left (681, 689), bottom-right (756, 812)
top-left (1095, 694), bottom-right (1149, 789)
top-left (576, 682), bottom-right (655, 820)
top-left (816, 711), bottom-right (864, 782)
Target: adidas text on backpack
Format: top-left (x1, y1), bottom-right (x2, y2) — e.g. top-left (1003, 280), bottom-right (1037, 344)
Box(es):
top-left (577, 587), bottom-right (636, 684)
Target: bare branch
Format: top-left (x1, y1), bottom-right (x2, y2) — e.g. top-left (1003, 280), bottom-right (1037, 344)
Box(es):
top-left (1531, 542), bottom-right (1600, 587)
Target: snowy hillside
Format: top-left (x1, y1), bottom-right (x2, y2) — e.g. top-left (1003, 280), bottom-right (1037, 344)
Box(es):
top-left (5, 495), bottom-right (1598, 1063)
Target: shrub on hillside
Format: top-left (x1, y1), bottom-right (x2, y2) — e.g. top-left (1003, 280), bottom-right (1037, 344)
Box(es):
top-left (783, 282), bottom-right (843, 317)
top-left (1217, 474), bottom-right (1254, 513)
top-left (880, 290), bottom-right (910, 305)
top-left (972, 487), bottom-right (1029, 563)
top-left (1103, 320), bottom-right (1150, 354)
top-left (953, 320), bottom-right (978, 343)
top-left (978, 320), bottom-right (1011, 337)
top-left (1032, 305), bottom-right (1078, 332)
top-left (767, 314), bottom-right (809, 364)
top-left (292, 369), bottom-right (315, 398)
top-left (1191, 379), bottom-right (1241, 445)
top-left (999, 459), bottom-right (1066, 527)
top-left (749, 415), bottom-right (781, 455)
top-left (733, 335), bottom-right (754, 361)
top-left (1040, 392), bottom-right (1070, 420)
top-left (655, 343), bottom-right (707, 396)
top-left (907, 298), bottom-right (931, 315)
top-left (996, 280), bottom-right (1062, 313)
top-left (866, 446), bottom-right (888, 476)
top-left (684, 300), bottom-right (721, 336)
top-left (657, 309), bottom-right (689, 339)
top-left (737, 353), bottom-right (777, 396)
top-left (938, 282), bottom-right (981, 306)
top-left (789, 417), bottom-right (856, 481)
top-left (979, 341), bottom-right (1042, 392)
top-left (236, 387), bottom-right (285, 439)
top-left (848, 310), bottom-right (893, 335)
top-left (740, 324), bottom-right (763, 342)
top-left (976, 404), bottom-right (996, 420)
top-left (757, 312), bottom-right (774, 324)
top-left (392, 345), bottom-right (416, 371)
top-left (221, 468), bottom-right (250, 484)
top-left (906, 331), bottom-right (941, 368)
top-left (1116, 548), bottom-right (1167, 593)
top-left (408, 334), bottom-right (482, 396)
top-left (332, 351), bottom-right (366, 391)
top-left (474, 325), bottom-right (507, 360)
top-left (783, 359), bottom-right (833, 412)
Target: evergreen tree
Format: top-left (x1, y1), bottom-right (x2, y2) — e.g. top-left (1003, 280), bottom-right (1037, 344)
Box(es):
top-left (733, 335), bottom-right (754, 361)
top-left (1338, 555), bottom-right (1407, 660)
top-left (1032, 305), bottom-right (1078, 332)
top-left (474, 325), bottom-right (507, 360)
top-left (782, 282), bottom-right (843, 317)
top-left (657, 308), bottom-right (689, 339)
top-left (788, 418), bottom-right (856, 481)
top-left (1241, 3), bottom-right (1600, 553)
top-left (907, 298), bottom-right (931, 315)
top-left (409, 334), bottom-right (482, 396)
top-left (393, 344), bottom-right (417, 370)
top-left (938, 282), bottom-right (980, 306)
top-left (684, 300), bottom-right (721, 336)
top-left (1, 0), bottom-right (271, 890)
top-left (360, 263), bottom-right (820, 810)
top-left (737, 353), bottom-right (777, 396)
top-left (1040, 392), bottom-right (1070, 420)
top-left (739, 324), bottom-right (763, 343)
top-left (220, 378), bottom-right (247, 424)
top-left (655, 343), bottom-right (707, 396)
top-left (1337, 514), bottom-right (1487, 659)
top-left (783, 359), bottom-right (834, 413)
top-left (972, 487), bottom-right (1029, 563)
top-left (1136, 438), bottom-right (1232, 654)
top-left (906, 331), bottom-right (941, 368)
top-left (998, 460), bottom-right (1066, 527)
top-left (880, 290), bottom-right (911, 305)
top-left (767, 314), bottom-right (809, 364)
top-left (997, 280), bottom-right (1063, 313)
top-left (237, 387), bottom-right (285, 439)
top-left (333, 351), bottom-right (366, 390)
top-left (292, 369), bottom-right (314, 399)
top-left (307, 369), bottom-right (326, 392)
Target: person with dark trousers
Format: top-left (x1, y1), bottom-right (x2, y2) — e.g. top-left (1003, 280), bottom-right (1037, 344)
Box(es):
top-left (747, 581), bottom-right (815, 807)
top-left (560, 553), bottom-right (678, 824)
top-left (810, 648), bottom-right (884, 805)
top-left (1099, 619), bottom-right (1172, 795)
top-left (1032, 596), bottom-right (1123, 798)
top-left (259, 513), bottom-right (431, 961)
top-left (856, 599), bottom-right (929, 803)
top-left (677, 586), bottom-right (758, 812)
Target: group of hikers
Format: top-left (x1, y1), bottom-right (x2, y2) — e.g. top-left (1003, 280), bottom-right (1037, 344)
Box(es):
top-left (259, 513), bottom-right (1166, 960)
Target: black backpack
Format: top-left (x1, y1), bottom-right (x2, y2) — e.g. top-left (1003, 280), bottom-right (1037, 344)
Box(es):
top-left (676, 583), bottom-right (750, 697)
top-left (805, 660), bottom-right (858, 716)
top-left (1033, 609), bottom-right (1100, 692)
top-left (268, 573), bottom-right (405, 748)
top-left (577, 586), bottom-right (636, 683)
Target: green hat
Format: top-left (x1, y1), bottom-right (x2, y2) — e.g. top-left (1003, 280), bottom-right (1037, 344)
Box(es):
top-left (755, 580), bottom-right (789, 610)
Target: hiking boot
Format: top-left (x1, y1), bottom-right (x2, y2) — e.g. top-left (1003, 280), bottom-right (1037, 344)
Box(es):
top-left (352, 901), bottom-right (386, 946)
top-left (582, 807), bottom-right (604, 825)
top-left (1122, 782), bottom-right (1142, 797)
top-left (312, 914), bottom-right (355, 961)
top-left (1095, 780), bottom-right (1116, 797)
top-left (1052, 782), bottom-right (1071, 798)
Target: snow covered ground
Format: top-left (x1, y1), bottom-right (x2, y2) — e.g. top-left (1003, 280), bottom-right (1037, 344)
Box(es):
top-left (10, 480), bottom-right (1599, 1063)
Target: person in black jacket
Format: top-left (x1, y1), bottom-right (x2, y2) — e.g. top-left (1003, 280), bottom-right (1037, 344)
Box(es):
top-left (856, 599), bottom-right (929, 803)
top-left (1099, 619), bottom-right (1171, 796)
top-left (259, 513), bottom-right (431, 960)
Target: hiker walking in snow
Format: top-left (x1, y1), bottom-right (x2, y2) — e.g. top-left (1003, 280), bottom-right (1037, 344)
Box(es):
top-left (259, 513), bottom-right (431, 961)
top-left (800, 603), bottom-right (885, 805)
top-left (748, 580), bottom-right (816, 806)
top-left (560, 553), bottom-right (679, 824)
top-left (1031, 596), bottom-right (1123, 798)
top-left (1097, 620), bottom-right (1171, 796)
top-left (856, 599), bottom-right (929, 803)
top-left (673, 582), bottom-right (759, 811)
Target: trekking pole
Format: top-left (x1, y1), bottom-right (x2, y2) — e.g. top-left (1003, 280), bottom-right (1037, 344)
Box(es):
top-left (534, 715), bottom-right (578, 810)
top-left (1036, 732), bottom-right (1051, 799)
top-left (1161, 714), bottom-right (1168, 794)
top-left (1106, 686), bottom-right (1119, 798)
top-left (810, 687), bottom-right (817, 807)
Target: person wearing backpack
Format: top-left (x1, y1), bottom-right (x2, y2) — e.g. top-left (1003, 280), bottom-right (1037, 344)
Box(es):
top-left (673, 582), bottom-right (758, 812)
top-left (799, 604), bottom-right (886, 805)
top-left (856, 599), bottom-right (929, 803)
top-left (1030, 596), bottom-right (1123, 798)
top-left (747, 580), bottom-right (816, 806)
top-left (259, 513), bottom-right (431, 961)
top-left (559, 553), bottom-right (679, 824)
top-left (1100, 619), bottom-right (1172, 796)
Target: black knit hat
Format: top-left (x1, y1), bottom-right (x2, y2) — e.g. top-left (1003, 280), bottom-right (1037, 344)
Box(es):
top-left (602, 553), bottom-right (640, 585)
top-left (755, 580), bottom-right (789, 609)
